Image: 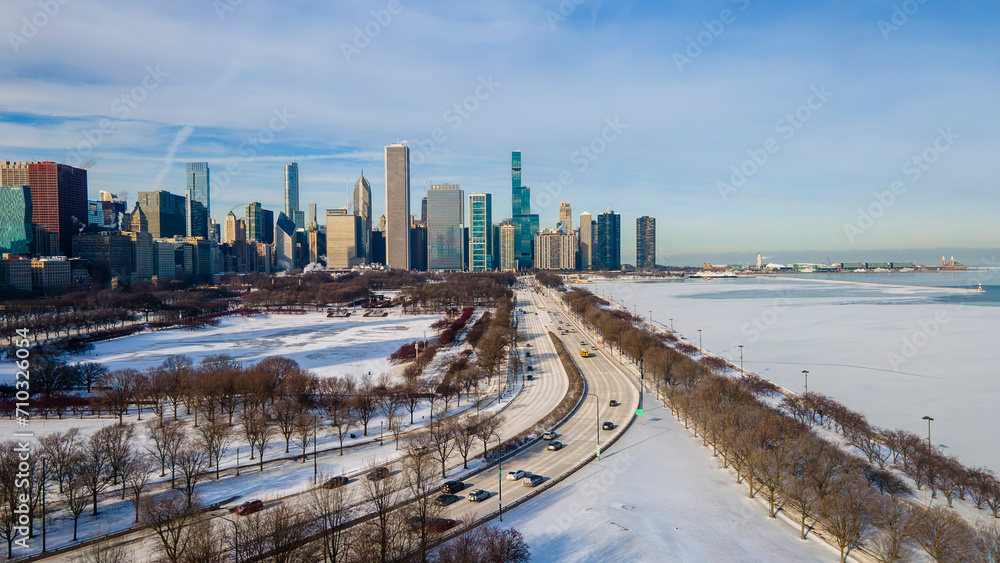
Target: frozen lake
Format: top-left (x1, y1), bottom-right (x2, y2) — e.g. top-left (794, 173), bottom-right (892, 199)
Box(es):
top-left (588, 270), bottom-right (1000, 472)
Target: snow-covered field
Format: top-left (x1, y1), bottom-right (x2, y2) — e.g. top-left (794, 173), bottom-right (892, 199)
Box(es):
top-left (589, 274), bottom-right (1000, 473)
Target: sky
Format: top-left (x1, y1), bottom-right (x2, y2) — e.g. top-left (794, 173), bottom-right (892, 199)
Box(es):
top-left (2, 0), bottom-right (999, 265)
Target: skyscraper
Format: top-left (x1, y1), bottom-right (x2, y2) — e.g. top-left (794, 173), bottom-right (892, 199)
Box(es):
top-left (468, 193), bottom-right (492, 271)
top-left (245, 201), bottom-right (264, 242)
top-left (138, 190), bottom-right (187, 238)
top-left (1, 161), bottom-right (88, 257)
top-left (224, 211), bottom-right (246, 244)
top-left (185, 162), bottom-right (210, 239)
top-left (307, 203), bottom-right (317, 230)
top-left (274, 211), bottom-right (297, 271)
top-left (353, 173), bottom-right (372, 263)
top-left (384, 144), bottom-right (410, 270)
top-left (427, 184), bottom-right (464, 271)
top-left (579, 212), bottom-right (593, 270)
top-left (534, 230), bottom-right (576, 270)
top-left (596, 210), bottom-right (621, 271)
top-left (499, 223), bottom-right (516, 272)
top-left (558, 202), bottom-right (573, 233)
top-left (0, 185), bottom-right (32, 255)
top-left (636, 216), bottom-right (656, 270)
top-left (261, 208), bottom-right (274, 244)
top-left (284, 161), bottom-right (299, 227)
top-left (510, 151), bottom-right (539, 270)
top-left (325, 208), bottom-right (361, 269)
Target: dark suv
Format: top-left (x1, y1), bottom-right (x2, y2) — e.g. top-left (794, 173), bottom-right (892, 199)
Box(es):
top-left (440, 481), bottom-right (464, 494)
top-left (366, 466), bottom-right (389, 480)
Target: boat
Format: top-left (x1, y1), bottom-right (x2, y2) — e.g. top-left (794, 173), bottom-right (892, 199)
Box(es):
top-left (978, 283), bottom-right (985, 293)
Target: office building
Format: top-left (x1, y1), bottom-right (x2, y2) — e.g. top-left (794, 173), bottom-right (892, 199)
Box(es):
top-left (224, 211), bottom-right (246, 244)
top-left (0, 257), bottom-right (32, 293)
top-left (2, 161), bottom-right (87, 257)
top-left (410, 224), bottom-right (427, 271)
top-left (384, 143), bottom-right (410, 269)
top-left (468, 193), bottom-right (492, 271)
top-left (87, 200), bottom-right (102, 227)
top-left (500, 223), bottom-right (516, 272)
top-left (510, 151), bottom-right (539, 270)
top-left (534, 230), bottom-right (576, 270)
top-left (427, 184), bottom-right (464, 271)
top-left (420, 196), bottom-right (428, 225)
top-left (274, 212), bottom-right (298, 271)
top-left (137, 190), bottom-right (186, 238)
top-left (261, 208), bottom-right (274, 244)
top-left (579, 212), bottom-right (593, 270)
top-left (595, 210), bottom-right (621, 271)
top-left (307, 203), bottom-right (317, 230)
top-left (353, 173), bottom-right (372, 263)
top-left (245, 202), bottom-right (263, 242)
top-left (371, 229), bottom-right (386, 265)
top-left (72, 231), bottom-right (133, 284)
top-left (31, 257), bottom-right (71, 294)
top-left (125, 231), bottom-right (154, 280)
top-left (325, 209), bottom-right (361, 269)
top-left (558, 202), bottom-right (573, 233)
top-left (185, 162), bottom-right (210, 239)
top-left (285, 161), bottom-right (300, 227)
top-left (0, 185), bottom-right (32, 255)
top-left (636, 216), bottom-right (656, 270)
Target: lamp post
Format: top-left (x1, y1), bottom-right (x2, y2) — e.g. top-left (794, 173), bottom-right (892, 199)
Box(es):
top-left (922, 416), bottom-right (934, 452)
top-left (649, 310), bottom-right (652, 326)
top-left (588, 393), bottom-right (601, 446)
top-left (697, 329), bottom-right (702, 350)
top-left (498, 435), bottom-right (503, 522)
top-left (220, 515), bottom-right (240, 563)
top-left (669, 318), bottom-right (673, 331)
top-left (802, 370), bottom-right (809, 394)
top-left (738, 345), bottom-right (743, 374)
top-left (313, 414), bottom-right (318, 484)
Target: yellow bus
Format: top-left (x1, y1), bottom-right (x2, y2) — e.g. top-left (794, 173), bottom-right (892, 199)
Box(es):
top-left (580, 349), bottom-right (589, 357)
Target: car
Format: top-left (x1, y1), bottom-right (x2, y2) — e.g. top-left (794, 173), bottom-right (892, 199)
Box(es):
top-left (467, 489), bottom-right (490, 502)
top-left (526, 374), bottom-right (534, 381)
top-left (609, 400), bottom-right (619, 407)
top-left (322, 476), bottom-right (349, 489)
top-left (236, 499), bottom-right (264, 515)
top-left (428, 518), bottom-right (459, 533)
top-left (542, 430), bottom-right (558, 440)
top-left (366, 466), bottom-right (389, 480)
top-left (522, 474), bottom-right (544, 487)
top-left (591, 345), bottom-right (597, 350)
top-left (547, 441), bottom-right (563, 451)
top-left (434, 494), bottom-right (461, 507)
top-left (526, 343), bottom-right (532, 347)
top-left (506, 470), bottom-right (525, 481)
top-left (580, 341), bottom-right (586, 345)
top-left (526, 365), bottom-right (533, 371)
top-left (525, 352), bottom-right (531, 357)
top-left (602, 421), bottom-right (615, 431)
top-left (440, 481), bottom-right (464, 494)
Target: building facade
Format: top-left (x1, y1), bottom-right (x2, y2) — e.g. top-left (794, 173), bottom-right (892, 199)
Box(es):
top-left (384, 144), bottom-right (411, 270)
top-left (2, 161), bottom-right (87, 258)
top-left (427, 184), bottom-right (464, 271)
top-left (468, 193), bottom-right (492, 271)
top-left (534, 230), bottom-right (576, 270)
top-left (245, 201), bottom-right (264, 242)
top-left (636, 216), bottom-right (656, 270)
top-left (137, 190), bottom-right (186, 239)
top-left (499, 223), bottom-right (516, 272)
top-left (510, 151), bottom-right (539, 270)
top-left (185, 162), bottom-right (210, 239)
top-left (72, 232), bottom-right (133, 284)
top-left (285, 161), bottom-right (300, 227)
top-left (558, 202), bottom-right (573, 233)
top-left (274, 212), bottom-right (298, 271)
top-left (0, 185), bottom-right (32, 255)
top-left (353, 173), bottom-right (372, 263)
top-left (325, 208), bottom-right (361, 269)
top-left (595, 210), bottom-right (621, 271)
top-left (579, 211), bottom-right (593, 270)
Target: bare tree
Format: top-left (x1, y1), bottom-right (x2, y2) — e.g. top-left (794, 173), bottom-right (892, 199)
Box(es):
top-left (401, 447), bottom-right (440, 562)
top-left (910, 505), bottom-right (978, 562)
top-left (76, 534), bottom-right (132, 563)
top-left (146, 419), bottom-right (183, 479)
top-left (820, 477), bottom-right (874, 563)
top-left (241, 411), bottom-right (275, 471)
top-left (174, 446), bottom-right (209, 507)
top-left (309, 477), bottom-right (354, 562)
top-left (359, 460), bottom-right (403, 562)
top-left (99, 368), bottom-right (140, 424)
top-left (273, 399), bottom-right (303, 453)
top-left (196, 419), bottom-right (234, 479)
top-left (321, 376), bottom-right (357, 455)
top-left (38, 428), bottom-right (82, 493)
top-left (976, 519), bottom-right (1000, 563)
top-left (454, 416), bottom-right (479, 469)
top-left (427, 415), bottom-right (459, 478)
top-left (294, 414), bottom-right (313, 463)
top-left (159, 355), bottom-right (192, 419)
top-left (123, 454), bottom-right (153, 523)
top-left (474, 414), bottom-right (505, 459)
top-left (64, 470), bottom-right (89, 542)
top-left (354, 373), bottom-right (379, 437)
top-left (82, 429), bottom-right (113, 516)
top-left (73, 361), bottom-right (108, 393)
top-left (378, 387), bottom-right (407, 449)
top-left (783, 473), bottom-right (819, 540)
top-left (434, 525), bottom-right (531, 563)
top-left (867, 494), bottom-right (914, 563)
top-left (140, 491), bottom-right (199, 563)
top-left (101, 423), bottom-right (135, 499)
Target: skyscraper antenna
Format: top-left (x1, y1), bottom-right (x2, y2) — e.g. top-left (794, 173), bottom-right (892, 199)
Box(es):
top-left (292, 147), bottom-right (295, 163)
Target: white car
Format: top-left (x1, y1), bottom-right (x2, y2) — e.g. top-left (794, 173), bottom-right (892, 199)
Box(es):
top-left (506, 470), bottom-right (525, 481)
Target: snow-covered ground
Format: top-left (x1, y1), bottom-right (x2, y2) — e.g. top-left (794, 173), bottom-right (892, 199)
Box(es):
top-left (588, 274), bottom-right (1000, 473)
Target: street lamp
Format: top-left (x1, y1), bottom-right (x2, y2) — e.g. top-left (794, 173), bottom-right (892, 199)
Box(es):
top-left (738, 345), bottom-right (743, 374)
top-left (922, 416), bottom-right (934, 452)
top-left (697, 329), bottom-right (702, 350)
top-left (669, 318), bottom-right (673, 331)
top-left (219, 514), bottom-right (240, 563)
top-left (802, 370), bottom-right (809, 394)
top-left (588, 393), bottom-right (601, 446)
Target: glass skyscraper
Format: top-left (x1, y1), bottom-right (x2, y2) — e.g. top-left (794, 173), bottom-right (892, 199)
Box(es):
top-left (285, 162), bottom-right (300, 228)
top-left (511, 151), bottom-right (539, 270)
top-left (637, 216), bottom-right (656, 270)
top-left (185, 162), bottom-right (210, 239)
top-left (469, 193), bottom-right (492, 271)
top-left (245, 201), bottom-right (264, 242)
top-left (427, 184), bottom-right (464, 271)
top-left (0, 184), bottom-right (32, 255)
top-left (596, 210), bottom-right (621, 271)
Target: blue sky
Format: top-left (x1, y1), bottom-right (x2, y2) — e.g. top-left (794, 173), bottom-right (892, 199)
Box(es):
top-left (2, 0), bottom-right (998, 264)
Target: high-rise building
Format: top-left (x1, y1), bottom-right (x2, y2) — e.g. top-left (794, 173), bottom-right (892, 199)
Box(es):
top-left (285, 161), bottom-right (299, 226)
top-left (595, 211), bottom-right (621, 271)
top-left (353, 173), bottom-right (372, 263)
top-left (185, 162), bottom-right (210, 239)
top-left (325, 208), bottom-right (362, 269)
top-left (307, 203), bottom-right (317, 230)
top-left (2, 161), bottom-right (87, 257)
top-left (636, 216), bottom-right (656, 270)
top-left (0, 185), bottom-right (32, 255)
top-left (579, 211), bottom-right (593, 270)
top-left (224, 211), bottom-right (247, 245)
top-left (30, 257), bottom-right (71, 294)
top-left (468, 193), bottom-right (492, 271)
top-left (558, 202), bottom-right (573, 233)
top-left (410, 224), bottom-right (427, 271)
top-left (137, 190), bottom-right (186, 239)
top-left (125, 231), bottom-right (154, 281)
top-left (534, 230), bottom-right (576, 270)
top-left (245, 202), bottom-right (264, 242)
top-left (274, 212), bottom-right (297, 271)
top-left (384, 144), bottom-right (410, 270)
top-left (510, 151), bottom-right (539, 270)
top-left (427, 184), bottom-right (464, 271)
top-left (261, 208), bottom-right (274, 244)
top-left (72, 231), bottom-right (133, 284)
top-left (491, 223), bottom-right (502, 270)
top-left (499, 224), bottom-right (516, 272)
top-left (420, 196), bottom-right (428, 225)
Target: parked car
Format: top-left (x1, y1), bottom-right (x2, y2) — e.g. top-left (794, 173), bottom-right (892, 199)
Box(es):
top-left (542, 430), bottom-right (558, 440)
top-left (322, 476), bottom-right (349, 489)
top-left (522, 474), bottom-right (544, 487)
top-left (428, 518), bottom-right (459, 533)
top-left (366, 466), bottom-right (389, 480)
top-left (526, 374), bottom-right (534, 381)
top-left (526, 365), bottom-right (533, 371)
top-left (591, 345), bottom-right (597, 350)
top-left (602, 421), bottom-right (615, 430)
top-left (525, 352), bottom-right (531, 357)
top-left (435, 494), bottom-right (461, 507)
top-left (236, 499), bottom-right (264, 515)
top-left (580, 341), bottom-right (586, 345)
top-left (506, 470), bottom-right (525, 481)
top-left (526, 343), bottom-right (532, 347)
top-left (547, 441), bottom-right (563, 451)
top-left (467, 489), bottom-right (490, 502)
top-left (609, 399), bottom-right (619, 407)
top-left (441, 481), bottom-right (464, 494)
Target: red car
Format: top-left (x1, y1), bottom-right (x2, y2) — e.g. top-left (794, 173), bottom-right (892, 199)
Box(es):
top-left (236, 499), bottom-right (264, 515)
top-left (428, 518), bottom-right (458, 533)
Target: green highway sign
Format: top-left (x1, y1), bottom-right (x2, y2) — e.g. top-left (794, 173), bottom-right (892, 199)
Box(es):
top-left (636, 409), bottom-right (645, 415)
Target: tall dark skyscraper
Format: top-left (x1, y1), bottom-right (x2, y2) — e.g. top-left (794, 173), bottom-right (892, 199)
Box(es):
top-left (245, 201), bottom-right (264, 242)
top-left (261, 208), bottom-right (275, 245)
top-left (511, 151), bottom-right (538, 270)
top-left (0, 184), bottom-right (32, 255)
top-left (284, 161), bottom-right (300, 227)
top-left (2, 161), bottom-right (87, 257)
top-left (138, 190), bottom-right (187, 238)
top-left (353, 173), bottom-right (372, 263)
top-left (596, 210), bottom-right (621, 271)
top-left (185, 162), bottom-right (210, 239)
top-left (636, 216), bottom-right (656, 270)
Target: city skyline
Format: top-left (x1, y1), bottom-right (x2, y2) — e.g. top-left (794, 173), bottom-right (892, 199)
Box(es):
top-left (2, 2), bottom-right (998, 264)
